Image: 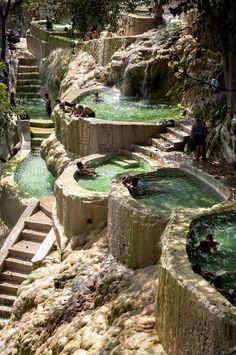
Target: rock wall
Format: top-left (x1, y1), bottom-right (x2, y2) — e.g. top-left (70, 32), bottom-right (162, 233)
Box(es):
top-left (156, 204), bottom-right (236, 355)
top-left (54, 160), bottom-right (108, 249)
top-left (53, 106), bottom-right (165, 157)
top-left (108, 174), bottom-right (169, 269)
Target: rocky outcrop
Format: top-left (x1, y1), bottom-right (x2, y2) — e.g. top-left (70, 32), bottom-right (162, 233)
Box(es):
top-left (40, 132), bottom-right (73, 177)
top-left (0, 234), bottom-right (165, 354)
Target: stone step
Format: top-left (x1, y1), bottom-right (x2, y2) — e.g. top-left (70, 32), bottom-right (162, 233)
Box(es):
top-left (30, 119), bottom-right (54, 128)
top-left (0, 305), bottom-right (12, 318)
top-left (167, 127), bottom-right (190, 143)
top-left (16, 85), bottom-right (40, 93)
top-left (113, 159), bottom-right (139, 168)
top-left (17, 79), bottom-right (41, 86)
top-left (17, 92), bottom-right (41, 99)
top-left (159, 133), bottom-right (183, 150)
top-left (150, 138), bottom-right (174, 152)
top-left (9, 240), bottom-right (41, 260)
top-left (19, 58), bottom-right (38, 66)
top-left (132, 144), bottom-right (161, 159)
top-left (0, 293), bottom-right (16, 307)
top-left (0, 318), bottom-right (9, 330)
top-left (1, 269), bottom-right (28, 284)
top-left (17, 72), bottom-right (40, 80)
top-left (31, 138), bottom-right (43, 147)
top-left (25, 211), bottom-right (52, 233)
top-left (5, 257), bottom-right (32, 273)
top-left (177, 122), bottom-right (192, 134)
top-left (18, 65), bottom-right (39, 74)
top-left (0, 281), bottom-right (19, 295)
top-left (40, 196), bottom-right (55, 219)
top-left (30, 127), bottom-right (54, 139)
top-left (21, 228), bottom-right (47, 243)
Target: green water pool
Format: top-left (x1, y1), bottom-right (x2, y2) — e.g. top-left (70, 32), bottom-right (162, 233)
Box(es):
top-left (77, 89), bottom-right (182, 122)
top-left (14, 150), bottom-right (56, 198)
top-left (187, 213), bottom-right (236, 306)
top-left (22, 99), bottom-right (50, 120)
top-left (76, 155), bottom-right (150, 192)
top-left (41, 23), bottom-right (72, 32)
top-left (132, 169), bottom-right (224, 210)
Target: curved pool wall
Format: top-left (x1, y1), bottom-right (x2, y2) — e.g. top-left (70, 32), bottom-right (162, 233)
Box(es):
top-left (53, 98), bottom-right (166, 157)
top-left (54, 152), bottom-right (155, 249)
top-left (156, 203), bottom-right (236, 355)
top-left (107, 166), bottom-right (229, 269)
top-left (0, 151), bottom-right (31, 228)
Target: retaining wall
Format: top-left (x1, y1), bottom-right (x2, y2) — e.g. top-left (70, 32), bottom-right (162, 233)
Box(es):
top-left (156, 203), bottom-right (236, 355)
top-left (53, 106), bottom-right (165, 156)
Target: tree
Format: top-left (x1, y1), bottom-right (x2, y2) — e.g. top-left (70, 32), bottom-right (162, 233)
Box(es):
top-left (0, 81), bottom-right (12, 160)
top-left (0, 0), bottom-right (12, 62)
top-left (24, 0), bottom-right (129, 38)
top-left (160, 0), bottom-right (236, 111)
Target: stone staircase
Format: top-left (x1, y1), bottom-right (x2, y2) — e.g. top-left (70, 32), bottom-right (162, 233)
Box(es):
top-left (30, 124), bottom-right (54, 147)
top-left (133, 121), bottom-right (192, 160)
top-left (0, 197), bottom-right (55, 328)
top-left (16, 56), bottom-right (54, 147)
top-left (16, 57), bottom-right (41, 99)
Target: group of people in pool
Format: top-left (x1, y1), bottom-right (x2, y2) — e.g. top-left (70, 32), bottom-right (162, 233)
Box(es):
top-left (192, 234), bottom-right (236, 304)
top-left (56, 92), bottom-right (103, 118)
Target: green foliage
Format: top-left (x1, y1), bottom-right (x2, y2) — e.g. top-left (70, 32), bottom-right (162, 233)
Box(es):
top-left (160, 0), bottom-right (236, 56)
top-left (0, 82), bottom-right (11, 140)
top-left (24, 0), bottom-right (130, 37)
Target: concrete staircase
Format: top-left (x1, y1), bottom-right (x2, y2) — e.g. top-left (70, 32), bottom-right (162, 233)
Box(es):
top-left (133, 121), bottom-right (192, 160)
top-left (0, 197), bottom-right (55, 328)
top-left (30, 125), bottom-right (54, 147)
top-left (16, 58), bottom-right (41, 99)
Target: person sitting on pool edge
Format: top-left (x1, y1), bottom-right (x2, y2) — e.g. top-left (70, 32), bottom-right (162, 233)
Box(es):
top-left (59, 103), bottom-right (73, 113)
top-left (70, 104), bottom-right (96, 118)
top-left (76, 161), bottom-right (97, 176)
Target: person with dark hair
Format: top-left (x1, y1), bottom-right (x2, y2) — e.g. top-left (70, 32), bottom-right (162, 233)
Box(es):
top-left (44, 93), bottom-right (52, 115)
top-left (70, 104), bottom-right (95, 118)
top-left (206, 233), bottom-right (219, 250)
top-left (10, 92), bottom-right (16, 107)
top-left (93, 92), bottom-right (103, 103)
top-left (46, 16), bottom-right (53, 32)
top-left (191, 114), bottom-right (207, 161)
top-left (76, 161), bottom-right (97, 175)
top-left (55, 98), bottom-right (73, 107)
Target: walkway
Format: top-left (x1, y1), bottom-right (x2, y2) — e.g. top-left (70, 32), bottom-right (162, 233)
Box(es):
top-left (0, 197), bottom-right (55, 328)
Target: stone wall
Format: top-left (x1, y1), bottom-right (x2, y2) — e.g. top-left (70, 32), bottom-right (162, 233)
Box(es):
top-left (120, 13), bottom-right (155, 36)
top-left (53, 106), bottom-right (165, 156)
top-left (108, 172), bottom-right (169, 269)
top-left (27, 21), bottom-right (137, 66)
top-left (156, 203), bottom-right (236, 355)
top-left (54, 157), bottom-right (108, 248)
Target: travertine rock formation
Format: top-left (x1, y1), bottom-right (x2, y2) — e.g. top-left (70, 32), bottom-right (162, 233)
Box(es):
top-left (0, 233), bottom-right (166, 355)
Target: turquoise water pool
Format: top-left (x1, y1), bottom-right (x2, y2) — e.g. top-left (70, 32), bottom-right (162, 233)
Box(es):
top-left (187, 213), bottom-right (236, 306)
top-left (132, 169), bottom-right (224, 210)
top-left (14, 149), bottom-right (56, 197)
top-left (22, 99), bottom-right (49, 120)
top-left (76, 155), bottom-right (150, 192)
top-left (77, 89), bottom-right (182, 122)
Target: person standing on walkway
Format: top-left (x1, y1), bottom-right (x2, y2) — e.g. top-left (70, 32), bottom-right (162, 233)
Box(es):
top-left (44, 93), bottom-right (52, 116)
top-left (191, 114), bottom-right (207, 161)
